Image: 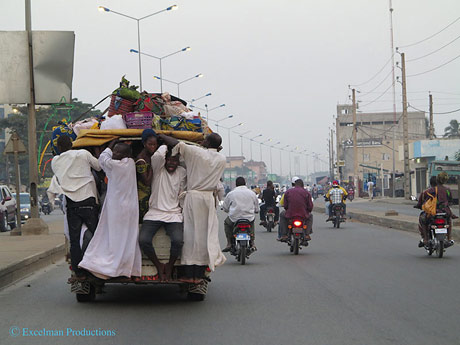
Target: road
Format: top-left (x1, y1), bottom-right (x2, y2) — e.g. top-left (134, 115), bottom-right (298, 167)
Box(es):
top-left (1, 211), bottom-right (460, 345)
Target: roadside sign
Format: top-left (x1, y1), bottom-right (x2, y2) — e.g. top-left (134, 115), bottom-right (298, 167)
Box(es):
top-left (4, 132), bottom-right (27, 154)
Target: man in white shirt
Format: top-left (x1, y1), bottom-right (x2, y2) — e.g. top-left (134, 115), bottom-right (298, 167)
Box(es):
top-left (222, 177), bottom-right (260, 252)
top-left (159, 133), bottom-right (227, 283)
top-left (367, 179), bottom-right (374, 200)
top-left (51, 135), bottom-right (101, 279)
top-left (139, 145), bottom-right (187, 282)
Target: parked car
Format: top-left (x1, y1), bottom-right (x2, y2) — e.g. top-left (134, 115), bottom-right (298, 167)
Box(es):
top-left (0, 185), bottom-right (17, 232)
top-left (20, 193), bottom-right (31, 223)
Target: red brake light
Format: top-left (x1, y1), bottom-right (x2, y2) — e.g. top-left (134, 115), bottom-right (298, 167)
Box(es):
top-left (434, 218), bottom-right (446, 225)
top-left (293, 220), bottom-right (302, 227)
top-left (238, 224), bottom-right (251, 229)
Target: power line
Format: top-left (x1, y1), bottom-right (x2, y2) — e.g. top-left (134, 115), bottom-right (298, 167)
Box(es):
top-left (407, 33), bottom-right (460, 62)
top-left (409, 103), bottom-right (460, 115)
top-left (359, 83), bottom-right (394, 107)
top-left (407, 51), bottom-right (460, 77)
top-left (350, 54), bottom-right (394, 87)
top-left (359, 69), bottom-right (394, 96)
top-left (398, 15), bottom-right (460, 49)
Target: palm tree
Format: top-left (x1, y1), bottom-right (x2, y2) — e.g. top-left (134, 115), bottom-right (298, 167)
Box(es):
top-left (443, 119), bottom-right (460, 138)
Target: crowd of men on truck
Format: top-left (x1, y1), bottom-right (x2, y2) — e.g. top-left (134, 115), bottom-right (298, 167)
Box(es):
top-left (44, 128), bottom-right (458, 284)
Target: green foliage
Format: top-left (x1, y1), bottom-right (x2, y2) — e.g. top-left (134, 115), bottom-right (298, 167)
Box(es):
top-left (0, 98), bottom-right (101, 185)
top-left (443, 119), bottom-right (460, 138)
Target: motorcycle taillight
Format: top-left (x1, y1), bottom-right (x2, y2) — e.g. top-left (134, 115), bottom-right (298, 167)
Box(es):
top-left (238, 224), bottom-right (251, 230)
top-left (293, 220), bottom-right (302, 227)
top-left (434, 218), bottom-right (446, 225)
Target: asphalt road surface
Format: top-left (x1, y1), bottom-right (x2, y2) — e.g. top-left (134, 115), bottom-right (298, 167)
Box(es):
top-left (1, 211), bottom-right (460, 345)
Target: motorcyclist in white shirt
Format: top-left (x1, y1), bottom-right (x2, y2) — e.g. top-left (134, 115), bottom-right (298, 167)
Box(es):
top-left (222, 177), bottom-right (260, 252)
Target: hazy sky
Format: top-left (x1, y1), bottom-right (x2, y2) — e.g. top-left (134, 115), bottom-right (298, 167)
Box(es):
top-left (1, 0), bottom-right (460, 176)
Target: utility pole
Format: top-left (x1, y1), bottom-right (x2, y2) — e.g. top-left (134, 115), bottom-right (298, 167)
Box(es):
top-left (330, 128), bottom-right (334, 179)
top-left (429, 93), bottom-right (434, 139)
top-left (389, 0), bottom-right (397, 198)
top-left (401, 52), bottom-right (410, 199)
top-left (352, 88), bottom-right (358, 190)
top-left (22, 0), bottom-right (48, 234)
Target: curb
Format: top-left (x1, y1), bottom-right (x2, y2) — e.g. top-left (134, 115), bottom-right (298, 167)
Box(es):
top-left (0, 243), bottom-right (65, 290)
top-left (313, 206), bottom-right (460, 241)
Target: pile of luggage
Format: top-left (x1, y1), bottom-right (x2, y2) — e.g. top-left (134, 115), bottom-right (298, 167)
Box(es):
top-left (94, 76), bottom-right (211, 134)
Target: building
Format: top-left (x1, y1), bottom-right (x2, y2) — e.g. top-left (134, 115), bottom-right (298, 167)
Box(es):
top-left (336, 104), bottom-right (427, 195)
top-left (404, 138), bottom-right (460, 196)
top-left (0, 104), bottom-right (15, 183)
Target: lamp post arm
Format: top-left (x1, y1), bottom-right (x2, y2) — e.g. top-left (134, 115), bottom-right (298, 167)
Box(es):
top-left (107, 9), bottom-right (138, 20)
top-left (139, 7), bottom-right (170, 21)
top-left (179, 74), bottom-right (202, 84)
top-left (137, 51), bottom-right (161, 60)
top-left (161, 48), bottom-right (188, 59)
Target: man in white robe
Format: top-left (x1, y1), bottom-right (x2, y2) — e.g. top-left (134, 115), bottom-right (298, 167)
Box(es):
top-left (79, 141), bottom-right (142, 279)
top-left (159, 133), bottom-right (226, 282)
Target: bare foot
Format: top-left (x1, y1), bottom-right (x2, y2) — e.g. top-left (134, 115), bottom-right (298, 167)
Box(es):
top-left (157, 263), bottom-right (166, 282)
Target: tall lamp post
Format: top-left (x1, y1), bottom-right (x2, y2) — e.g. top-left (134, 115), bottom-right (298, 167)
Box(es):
top-left (279, 144), bottom-right (290, 179)
top-left (189, 92), bottom-right (212, 105)
top-left (99, 4), bottom-right (178, 91)
top-left (259, 138), bottom-right (272, 162)
top-left (154, 73), bottom-right (203, 98)
top-left (235, 130), bottom-right (251, 156)
top-left (270, 141), bottom-right (281, 177)
top-left (190, 103), bottom-right (226, 123)
top-left (223, 123), bottom-right (243, 157)
top-left (130, 46), bottom-right (190, 92)
top-left (249, 134), bottom-right (262, 161)
top-left (212, 114), bottom-right (233, 133)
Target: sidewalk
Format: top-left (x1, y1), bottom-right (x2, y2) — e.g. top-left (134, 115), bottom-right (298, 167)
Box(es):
top-left (0, 217), bottom-right (66, 289)
top-left (314, 197), bottom-right (460, 241)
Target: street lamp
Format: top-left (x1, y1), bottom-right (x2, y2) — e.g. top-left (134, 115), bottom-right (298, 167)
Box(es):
top-left (249, 134), bottom-right (262, 161)
top-left (188, 92), bottom-right (212, 105)
top-left (223, 122), bottom-right (243, 157)
top-left (190, 103), bottom-right (226, 123)
top-left (279, 144), bottom-right (290, 179)
top-left (212, 114), bottom-right (233, 133)
top-left (235, 130), bottom-right (251, 156)
top-left (259, 138), bottom-right (272, 162)
top-left (270, 141), bottom-right (281, 176)
top-left (99, 4), bottom-right (178, 91)
top-left (130, 46), bottom-right (190, 92)
top-left (153, 73), bottom-right (203, 98)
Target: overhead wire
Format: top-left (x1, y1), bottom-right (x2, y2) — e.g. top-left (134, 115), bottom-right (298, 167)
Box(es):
top-left (407, 51), bottom-right (460, 77)
top-left (409, 103), bottom-right (460, 115)
top-left (398, 15), bottom-right (460, 49)
top-left (350, 54), bottom-right (395, 87)
top-left (407, 33), bottom-right (460, 62)
top-left (358, 69), bottom-right (394, 96)
top-left (359, 83), bottom-right (394, 108)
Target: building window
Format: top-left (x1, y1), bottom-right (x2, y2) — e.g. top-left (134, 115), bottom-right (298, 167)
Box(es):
top-left (363, 153), bottom-right (370, 162)
top-left (382, 153), bottom-right (390, 160)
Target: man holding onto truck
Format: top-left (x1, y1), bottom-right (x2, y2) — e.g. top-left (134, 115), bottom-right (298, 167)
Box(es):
top-left (51, 135), bottom-right (101, 281)
top-left (159, 133), bottom-right (227, 283)
top-left (139, 145), bottom-right (187, 282)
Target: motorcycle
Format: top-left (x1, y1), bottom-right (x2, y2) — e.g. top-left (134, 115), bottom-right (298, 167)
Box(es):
top-left (230, 219), bottom-right (254, 265)
top-left (347, 188), bottom-right (354, 202)
top-left (425, 213), bottom-right (449, 258)
top-left (331, 203), bottom-right (345, 228)
top-left (41, 200), bottom-right (51, 215)
top-left (265, 207), bottom-right (276, 232)
top-left (287, 218), bottom-right (307, 255)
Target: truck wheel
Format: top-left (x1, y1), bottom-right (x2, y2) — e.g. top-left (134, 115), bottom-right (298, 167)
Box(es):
top-left (76, 285), bottom-right (96, 302)
top-left (187, 292), bottom-right (205, 301)
top-left (0, 212), bottom-right (7, 232)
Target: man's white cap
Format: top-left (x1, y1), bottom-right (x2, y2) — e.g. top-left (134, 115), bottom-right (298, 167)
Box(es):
top-left (291, 176), bottom-right (300, 184)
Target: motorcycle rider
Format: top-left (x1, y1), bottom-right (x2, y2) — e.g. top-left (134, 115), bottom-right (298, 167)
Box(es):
top-left (415, 172), bottom-right (458, 247)
top-left (312, 184), bottom-right (319, 199)
top-left (222, 177), bottom-right (260, 252)
top-left (326, 180), bottom-right (348, 221)
top-left (259, 180), bottom-right (279, 226)
top-left (278, 177), bottom-right (313, 244)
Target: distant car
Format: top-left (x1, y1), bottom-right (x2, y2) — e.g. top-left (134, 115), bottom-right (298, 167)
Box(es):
top-left (0, 185), bottom-right (17, 232)
top-left (19, 193), bottom-right (31, 223)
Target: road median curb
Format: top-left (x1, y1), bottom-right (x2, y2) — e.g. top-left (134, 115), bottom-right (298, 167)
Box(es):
top-left (313, 206), bottom-right (459, 241)
top-left (0, 243), bottom-right (65, 290)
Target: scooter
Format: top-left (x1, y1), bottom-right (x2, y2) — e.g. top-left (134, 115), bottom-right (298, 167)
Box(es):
top-left (41, 200), bottom-right (51, 215)
top-left (230, 219), bottom-right (254, 265)
top-left (287, 218), bottom-right (307, 255)
top-left (331, 203), bottom-right (345, 228)
top-left (265, 207), bottom-right (276, 232)
top-left (347, 188), bottom-right (354, 202)
top-left (425, 213), bottom-right (450, 258)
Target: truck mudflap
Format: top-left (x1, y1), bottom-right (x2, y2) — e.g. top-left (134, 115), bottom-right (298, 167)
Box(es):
top-left (188, 279), bottom-right (208, 295)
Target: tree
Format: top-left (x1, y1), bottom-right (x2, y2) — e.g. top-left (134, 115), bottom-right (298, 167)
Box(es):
top-left (443, 119), bottom-right (460, 138)
top-left (0, 99), bottom-right (101, 185)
